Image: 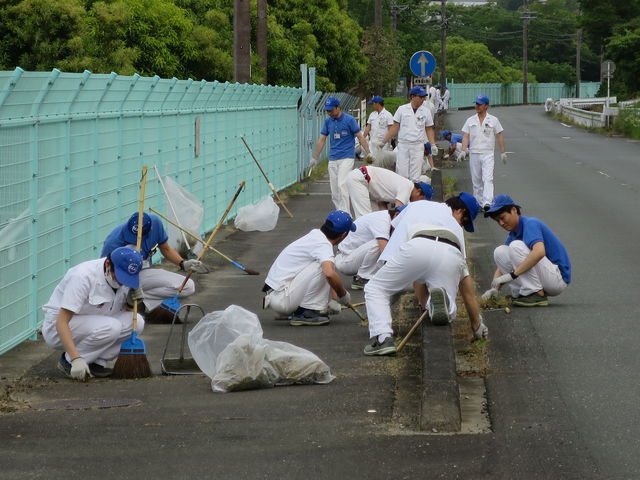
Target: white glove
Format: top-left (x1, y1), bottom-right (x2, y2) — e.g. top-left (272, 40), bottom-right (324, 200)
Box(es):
top-left (363, 154), bottom-right (375, 164)
top-left (182, 259), bottom-right (208, 273)
top-left (481, 288), bottom-right (499, 301)
top-left (443, 154), bottom-right (450, 159)
top-left (126, 287), bottom-right (144, 307)
top-left (430, 144), bottom-right (438, 156)
top-left (474, 321), bottom-right (489, 340)
top-left (459, 150), bottom-right (467, 161)
top-left (491, 273), bottom-right (513, 290)
top-left (500, 152), bottom-right (508, 164)
top-left (70, 357), bottom-right (92, 381)
top-left (372, 140), bottom-right (385, 149)
top-left (309, 156), bottom-right (318, 168)
top-left (327, 299), bottom-right (341, 315)
top-left (338, 291), bottom-right (352, 306)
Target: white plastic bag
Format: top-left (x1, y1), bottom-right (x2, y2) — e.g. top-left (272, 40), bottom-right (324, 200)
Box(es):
top-left (372, 145), bottom-right (397, 170)
top-left (234, 196), bottom-right (279, 232)
top-left (163, 176), bottom-right (204, 255)
top-left (188, 305), bottom-right (334, 392)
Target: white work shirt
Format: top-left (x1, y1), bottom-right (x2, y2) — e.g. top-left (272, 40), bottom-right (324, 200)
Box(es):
top-left (367, 108), bottom-right (394, 143)
top-left (265, 229), bottom-right (335, 291)
top-left (366, 166), bottom-right (414, 205)
top-left (393, 103), bottom-right (434, 144)
top-left (380, 200), bottom-right (466, 262)
top-left (42, 258), bottom-right (128, 324)
top-left (461, 113), bottom-right (504, 154)
top-left (338, 210), bottom-right (391, 255)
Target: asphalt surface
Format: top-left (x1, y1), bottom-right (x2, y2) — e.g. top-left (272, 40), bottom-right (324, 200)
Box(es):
top-left (1, 105), bottom-right (637, 478)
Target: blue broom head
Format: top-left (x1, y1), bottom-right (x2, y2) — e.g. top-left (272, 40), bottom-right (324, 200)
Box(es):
top-left (119, 331), bottom-right (147, 355)
top-left (160, 295), bottom-right (180, 315)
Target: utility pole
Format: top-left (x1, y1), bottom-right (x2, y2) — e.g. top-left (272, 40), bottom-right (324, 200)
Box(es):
top-left (257, 0), bottom-right (268, 82)
top-left (575, 12), bottom-right (582, 98)
top-left (375, 0), bottom-right (382, 29)
top-left (521, 1), bottom-right (533, 104)
top-left (233, 0), bottom-right (251, 84)
top-left (440, 0), bottom-right (447, 86)
top-left (389, 0), bottom-right (408, 32)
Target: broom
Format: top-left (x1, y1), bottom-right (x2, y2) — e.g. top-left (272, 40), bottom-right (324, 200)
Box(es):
top-left (158, 181), bottom-right (246, 315)
top-left (111, 166), bottom-right (153, 379)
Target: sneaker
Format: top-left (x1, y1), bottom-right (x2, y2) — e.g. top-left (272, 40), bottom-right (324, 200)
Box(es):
top-left (57, 353), bottom-right (72, 378)
top-left (289, 309), bottom-right (330, 326)
top-left (351, 275), bottom-right (369, 290)
top-left (482, 204), bottom-right (490, 213)
top-left (512, 292), bottom-right (549, 307)
top-left (428, 287), bottom-right (450, 326)
top-left (89, 363), bottom-right (113, 378)
top-left (363, 337), bottom-right (396, 356)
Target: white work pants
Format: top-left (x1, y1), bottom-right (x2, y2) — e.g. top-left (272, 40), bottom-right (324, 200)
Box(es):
top-left (346, 169), bottom-right (378, 219)
top-left (335, 240), bottom-right (382, 279)
top-left (42, 311), bottom-right (145, 366)
top-left (264, 262), bottom-right (330, 314)
top-left (329, 158), bottom-right (355, 213)
top-left (494, 241), bottom-right (567, 297)
top-left (395, 142), bottom-right (424, 182)
top-left (364, 238), bottom-right (466, 339)
top-left (469, 152), bottom-right (495, 207)
top-left (140, 268), bottom-right (195, 311)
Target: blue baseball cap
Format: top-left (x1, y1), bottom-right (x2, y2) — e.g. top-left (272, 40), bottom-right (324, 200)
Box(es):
top-left (458, 192), bottom-right (480, 232)
top-left (441, 130), bottom-right (451, 140)
top-left (324, 96), bottom-right (340, 110)
top-left (123, 212), bottom-right (152, 244)
top-left (325, 210), bottom-right (356, 233)
top-left (474, 94), bottom-right (490, 105)
top-left (484, 194), bottom-right (520, 217)
top-left (110, 246), bottom-right (143, 288)
top-left (367, 95), bottom-right (384, 104)
top-left (409, 86), bottom-right (428, 97)
top-left (415, 182), bottom-right (434, 200)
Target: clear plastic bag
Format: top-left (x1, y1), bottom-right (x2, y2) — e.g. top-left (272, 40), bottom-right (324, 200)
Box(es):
top-left (188, 305), bottom-right (334, 393)
top-left (234, 196), bottom-right (279, 232)
top-left (163, 176), bottom-right (204, 255)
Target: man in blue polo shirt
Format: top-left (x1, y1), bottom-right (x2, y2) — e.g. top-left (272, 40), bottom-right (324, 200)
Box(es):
top-left (442, 130), bottom-right (464, 162)
top-left (311, 96), bottom-right (372, 212)
top-left (482, 195), bottom-right (571, 307)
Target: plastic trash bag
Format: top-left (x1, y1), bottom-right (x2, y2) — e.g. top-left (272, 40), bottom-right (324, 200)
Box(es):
top-left (163, 176), bottom-right (204, 255)
top-left (371, 145), bottom-right (397, 170)
top-left (234, 196), bottom-right (279, 232)
top-left (188, 305), bottom-right (334, 393)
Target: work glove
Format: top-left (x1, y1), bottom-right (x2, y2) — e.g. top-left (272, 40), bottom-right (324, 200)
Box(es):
top-left (126, 287), bottom-right (144, 308)
top-left (481, 288), bottom-right (499, 301)
top-left (500, 152), bottom-right (508, 164)
top-left (70, 357), bottom-right (92, 381)
top-left (459, 150), bottom-right (467, 161)
top-left (363, 154), bottom-right (375, 164)
top-left (473, 320), bottom-right (489, 340)
top-left (181, 259), bottom-right (208, 274)
top-left (443, 154), bottom-right (450, 160)
top-left (338, 291), bottom-right (352, 306)
top-left (372, 140), bottom-right (386, 149)
top-left (491, 273), bottom-right (513, 290)
top-left (326, 299), bottom-right (341, 315)
top-left (309, 156), bottom-right (318, 168)
top-left (430, 144), bottom-right (438, 156)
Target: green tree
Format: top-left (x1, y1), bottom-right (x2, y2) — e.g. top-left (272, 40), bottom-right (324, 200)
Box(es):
top-left (358, 27), bottom-right (402, 96)
top-left (605, 17), bottom-right (640, 98)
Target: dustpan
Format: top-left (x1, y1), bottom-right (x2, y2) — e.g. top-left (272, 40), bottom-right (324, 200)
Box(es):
top-left (160, 303), bottom-right (205, 375)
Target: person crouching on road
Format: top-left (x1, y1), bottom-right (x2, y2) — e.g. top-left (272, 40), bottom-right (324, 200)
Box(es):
top-left (481, 195), bottom-right (571, 307)
top-left (101, 212), bottom-right (207, 319)
top-left (41, 246), bottom-right (144, 381)
top-left (363, 193), bottom-right (488, 356)
top-left (346, 165), bottom-right (433, 219)
top-left (263, 210), bottom-right (355, 326)
top-left (442, 130), bottom-right (465, 162)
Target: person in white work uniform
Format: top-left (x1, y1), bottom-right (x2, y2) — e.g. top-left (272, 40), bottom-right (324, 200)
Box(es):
top-left (441, 86), bottom-right (450, 111)
top-left (41, 246), bottom-right (144, 380)
top-left (263, 210), bottom-right (354, 326)
top-left (376, 86), bottom-right (438, 182)
top-left (346, 165), bottom-right (433, 219)
top-left (363, 193), bottom-right (488, 356)
top-left (335, 207), bottom-right (401, 290)
top-left (363, 96), bottom-right (394, 156)
top-left (459, 94), bottom-right (507, 211)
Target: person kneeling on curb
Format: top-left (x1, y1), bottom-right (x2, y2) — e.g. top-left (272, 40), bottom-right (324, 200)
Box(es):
top-left (363, 194), bottom-right (488, 356)
top-left (482, 194), bottom-right (571, 307)
top-left (41, 246), bottom-right (144, 381)
top-left (262, 210), bottom-right (355, 326)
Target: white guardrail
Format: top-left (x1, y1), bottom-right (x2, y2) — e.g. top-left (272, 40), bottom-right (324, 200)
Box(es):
top-left (546, 97), bottom-right (639, 128)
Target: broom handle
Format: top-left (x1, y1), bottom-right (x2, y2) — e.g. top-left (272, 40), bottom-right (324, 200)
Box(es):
top-left (396, 310), bottom-right (429, 353)
top-left (240, 135), bottom-right (294, 218)
top-left (133, 166), bottom-right (148, 333)
top-left (175, 181), bottom-right (246, 293)
top-left (152, 164), bottom-right (192, 251)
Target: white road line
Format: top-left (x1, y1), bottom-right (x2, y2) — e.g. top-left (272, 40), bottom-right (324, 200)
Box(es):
top-left (598, 171), bottom-right (610, 178)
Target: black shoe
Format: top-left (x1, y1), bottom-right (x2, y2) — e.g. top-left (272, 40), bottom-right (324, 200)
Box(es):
top-left (351, 275), bottom-right (369, 290)
top-left (289, 309), bottom-right (330, 326)
top-left (89, 363), bottom-right (113, 378)
top-left (512, 292), bottom-right (549, 307)
top-left (57, 353), bottom-right (72, 378)
top-left (482, 204), bottom-right (490, 213)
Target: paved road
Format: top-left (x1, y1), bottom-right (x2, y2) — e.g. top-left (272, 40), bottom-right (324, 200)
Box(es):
top-left (447, 105), bottom-right (640, 479)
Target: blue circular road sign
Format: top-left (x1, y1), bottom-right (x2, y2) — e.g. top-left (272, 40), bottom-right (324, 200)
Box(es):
top-left (410, 51), bottom-right (436, 78)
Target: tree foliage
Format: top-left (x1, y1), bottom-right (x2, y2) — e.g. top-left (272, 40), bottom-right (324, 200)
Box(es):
top-left (358, 27), bottom-right (402, 97)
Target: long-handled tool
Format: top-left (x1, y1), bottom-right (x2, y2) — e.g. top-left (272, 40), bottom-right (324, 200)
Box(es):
top-left (347, 304), bottom-right (368, 326)
top-left (112, 166), bottom-right (152, 379)
top-left (240, 135), bottom-right (294, 218)
top-left (149, 207), bottom-right (259, 275)
top-left (152, 164), bottom-right (196, 259)
top-left (158, 181), bottom-right (246, 315)
top-left (396, 310), bottom-right (429, 354)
